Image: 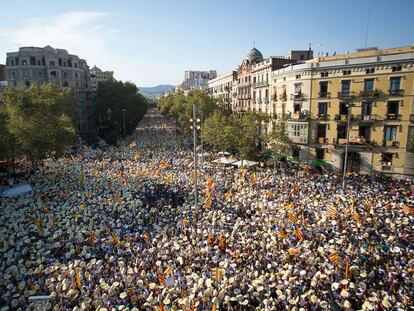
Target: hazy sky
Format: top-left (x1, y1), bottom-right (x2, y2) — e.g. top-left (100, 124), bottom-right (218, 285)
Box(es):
top-left (1, 0), bottom-right (413, 87)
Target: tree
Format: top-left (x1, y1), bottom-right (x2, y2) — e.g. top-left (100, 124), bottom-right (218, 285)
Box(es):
top-left (1, 84), bottom-right (76, 167)
top-left (268, 119), bottom-right (293, 166)
top-left (94, 79), bottom-right (148, 144)
top-left (201, 111), bottom-right (239, 152)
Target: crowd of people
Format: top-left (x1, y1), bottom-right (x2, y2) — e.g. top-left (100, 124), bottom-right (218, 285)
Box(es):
top-left (0, 108), bottom-right (413, 310)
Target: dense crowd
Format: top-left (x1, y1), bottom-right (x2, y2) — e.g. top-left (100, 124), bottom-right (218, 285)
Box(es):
top-left (0, 108), bottom-right (413, 310)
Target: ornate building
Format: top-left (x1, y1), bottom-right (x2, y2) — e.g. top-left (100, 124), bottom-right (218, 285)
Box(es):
top-left (5, 46), bottom-right (95, 142)
top-left (90, 65), bottom-right (114, 91)
top-left (207, 71), bottom-right (237, 110)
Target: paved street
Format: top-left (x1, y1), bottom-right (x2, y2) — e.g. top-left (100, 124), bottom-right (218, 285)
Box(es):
top-left (0, 108), bottom-right (413, 310)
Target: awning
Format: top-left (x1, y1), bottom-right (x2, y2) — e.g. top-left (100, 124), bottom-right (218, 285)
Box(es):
top-left (231, 160), bottom-right (258, 168)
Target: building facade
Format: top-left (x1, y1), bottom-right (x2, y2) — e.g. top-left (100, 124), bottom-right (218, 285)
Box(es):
top-left (207, 71), bottom-right (237, 110)
top-left (303, 46), bottom-right (414, 177)
top-left (5, 46), bottom-right (95, 142)
top-left (0, 64), bottom-right (6, 89)
top-left (181, 70), bottom-right (217, 91)
top-left (90, 65), bottom-right (114, 91)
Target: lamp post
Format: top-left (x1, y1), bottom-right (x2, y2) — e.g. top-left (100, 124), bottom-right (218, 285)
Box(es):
top-left (342, 102), bottom-right (353, 188)
top-left (190, 104), bottom-right (201, 209)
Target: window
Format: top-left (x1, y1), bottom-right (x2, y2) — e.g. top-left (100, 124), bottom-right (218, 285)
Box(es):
top-left (42, 57), bottom-right (46, 66)
top-left (11, 60), bottom-right (14, 66)
top-left (387, 101), bottom-right (399, 118)
top-left (318, 102), bottom-right (328, 116)
top-left (321, 72), bottom-right (329, 77)
top-left (63, 81), bottom-right (69, 87)
top-left (15, 57), bottom-right (19, 65)
top-left (342, 70), bottom-right (351, 75)
top-left (316, 149), bottom-right (325, 160)
top-left (319, 81), bottom-right (328, 96)
top-left (364, 79), bottom-right (374, 91)
top-left (294, 103), bottom-right (301, 113)
top-left (361, 102), bottom-right (372, 116)
top-left (25, 81), bottom-right (30, 87)
top-left (339, 102), bottom-right (349, 115)
top-left (63, 61), bottom-right (67, 67)
top-left (296, 74), bottom-right (301, 79)
top-left (50, 71), bottom-right (57, 77)
top-left (317, 124), bottom-right (327, 138)
top-left (341, 80), bottom-right (351, 95)
top-left (58, 58), bottom-right (62, 67)
top-left (68, 59), bottom-right (72, 67)
top-left (366, 68), bottom-right (375, 74)
top-left (381, 153), bottom-right (393, 165)
top-left (392, 65), bottom-right (402, 72)
top-left (337, 125), bottom-right (347, 139)
top-left (253, 77), bottom-right (256, 83)
top-left (30, 57), bottom-right (36, 66)
top-left (294, 83), bottom-right (302, 94)
top-left (37, 60), bottom-right (41, 66)
top-left (63, 71), bottom-right (68, 79)
top-left (74, 63), bottom-right (78, 68)
top-left (390, 77), bottom-right (401, 90)
top-left (38, 71), bottom-right (43, 78)
top-left (384, 126), bottom-right (397, 141)
top-left (22, 59), bottom-right (27, 66)
top-left (49, 61), bottom-right (55, 66)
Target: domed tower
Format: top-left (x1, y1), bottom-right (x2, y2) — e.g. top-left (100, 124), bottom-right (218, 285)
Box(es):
top-left (245, 48), bottom-right (264, 65)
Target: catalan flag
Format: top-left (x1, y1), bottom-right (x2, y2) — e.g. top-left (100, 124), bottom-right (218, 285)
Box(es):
top-left (275, 228), bottom-right (288, 240)
top-left (207, 177), bottom-right (214, 189)
top-left (204, 197), bottom-right (212, 209)
top-left (328, 252), bottom-right (340, 265)
top-left (353, 210), bottom-right (360, 222)
top-left (288, 248), bottom-right (300, 255)
top-left (207, 233), bottom-right (213, 246)
top-left (75, 269), bottom-right (81, 290)
top-left (181, 289), bottom-right (187, 299)
top-left (345, 258), bottom-right (351, 279)
top-left (293, 227), bottom-right (304, 240)
top-left (142, 231), bottom-right (150, 239)
top-left (326, 205), bottom-right (338, 218)
top-left (130, 141), bottom-right (137, 148)
top-left (165, 266), bottom-right (173, 275)
top-left (288, 212), bottom-right (298, 223)
top-left (166, 174), bottom-right (173, 184)
top-left (183, 218), bottom-right (189, 226)
top-left (160, 161), bottom-right (170, 170)
top-left (249, 172), bottom-right (256, 185)
top-left (225, 188), bottom-right (233, 201)
top-left (212, 303), bottom-right (217, 311)
top-left (111, 233), bottom-right (121, 247)
top-left (189, 302), bottom-right (195, 311)
top-left (265, 190), bottom-right (273, 198)
top-left (158, 272), bottom-right (165, 285)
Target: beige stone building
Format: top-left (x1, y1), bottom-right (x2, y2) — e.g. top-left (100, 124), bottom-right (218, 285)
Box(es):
top-left (5, 46), bottom-right (95, 142)
top-left (90, 65), bottom-right (114, 91)
top-left (207, 71), bottom-right (237, 110)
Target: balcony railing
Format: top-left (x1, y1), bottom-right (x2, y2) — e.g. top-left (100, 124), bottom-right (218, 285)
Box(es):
top-left (237, 82), bottom-right (251, 87)
top-left (334, 114), bottom-right (349, 121)
top-left (252, 81), bottom-right (269, 88)
top-left (386, 113), bottom-right (402, 121)
top-left (359, 90), bottom-right (381, 99)
top-left (383, 140), bottom-right (400, 148)
top-left (388, 89), bottom-right (404, 96)
top-left (337, 91), bottom-right (356, 100)
top-left (290, 92), bottom-right (303, 100)
top-left (318, 92), bottom-right (331, 98)
top-left (317, 114), bottom-right (330, 121)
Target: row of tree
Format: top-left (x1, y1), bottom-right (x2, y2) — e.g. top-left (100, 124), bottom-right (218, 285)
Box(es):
top-left (94, 79), bottom-right (148, 145)
top-left (0, 84), bottom-right (76, 168)
top-left (157, 90), bottom-right (293, 163)
top-left (0, 79), bottom-right (149, 169)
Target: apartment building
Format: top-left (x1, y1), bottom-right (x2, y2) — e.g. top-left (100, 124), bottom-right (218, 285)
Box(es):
top-left (181, 70), bottom-right (217, 91)
top-left (207, 71), bottom-right (237, 110)
top-left (306, 46), bottom-right (414, 177)
top-left (5, 46), bottom-right (95, 142)
top-left (90, 65), bottom-right (114, 91)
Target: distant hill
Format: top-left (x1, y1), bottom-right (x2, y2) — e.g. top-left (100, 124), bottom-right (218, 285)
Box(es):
top-left (139, 85), bottom-right (175, 99)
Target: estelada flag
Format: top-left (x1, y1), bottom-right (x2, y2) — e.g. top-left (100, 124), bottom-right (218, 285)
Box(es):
top-left (288, 212), bottom-right (298, 223)
top-left (293, 227), bottom-right (304, 240)
top-left (225, 188), bottom-right (233, 201)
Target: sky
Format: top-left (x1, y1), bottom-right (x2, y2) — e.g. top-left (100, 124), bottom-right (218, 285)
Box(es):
top-left (1, 0), bottom-right (414, 87)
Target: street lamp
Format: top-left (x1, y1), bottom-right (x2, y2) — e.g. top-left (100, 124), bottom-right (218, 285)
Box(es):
top-left (122, 109), bottom-right (127, 140)
top-left (342, 102), bottom-right (353, 188)
top-left (190, 104), bottom-right (201, 209)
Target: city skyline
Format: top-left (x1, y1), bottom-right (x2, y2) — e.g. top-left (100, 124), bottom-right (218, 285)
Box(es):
top-left (1, 0), bottom-right (414, 87)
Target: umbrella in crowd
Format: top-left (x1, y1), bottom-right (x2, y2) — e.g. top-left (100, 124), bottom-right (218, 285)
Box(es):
top-left (0, 108), bottom-right (413, 310)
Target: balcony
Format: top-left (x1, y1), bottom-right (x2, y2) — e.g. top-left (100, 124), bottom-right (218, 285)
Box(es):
top-left (334, 114), bottom-right (349, 121)
top-left (359, 89), bottom-right (381, 99)
top-left (315, 137), bottom-right (329, 144)
top-left (383, 140), bottom-right (400, 148)
top-left (253, 81), bottom-right (269, 88)
top-left (263, 97), bottom-right (269, 104)
top-left (290, 92), bottom-right (303, 100)
top-left (337, 91), bottom-right (356, 100)
top-left (386, 113), bottom-right (402, 121)
top-left (410, 114), bottom-right (414, 123)
top-left (318, 92), bottom-right (331, 98)
top-left (388, 89), bottom-right (404, 97)
top-left (317, 114), bottom-right (330, 121)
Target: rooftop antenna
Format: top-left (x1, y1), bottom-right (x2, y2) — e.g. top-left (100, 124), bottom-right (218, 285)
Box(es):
top-left (365, 8), bottom-right (371, 48)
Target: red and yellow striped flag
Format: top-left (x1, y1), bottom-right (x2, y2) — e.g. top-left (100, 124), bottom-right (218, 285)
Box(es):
top-left (75, 269), bottom-right (81, 290)
top-left (276, 229), bottom-right (288, 240)
top-left (160, 161), bottom-right (170, 170)
top-left (294, 227), bottom-right (304, 240)
top-left (288, 248), bottom-right (300, 255)
top-left (353, 210), bottom-right (360, 222)
top-left (142, 231), bottom-right (150, 239)
top-left (207, 233), bottom-right (213, 246)
top-left (225, 188), bottom-right (233, 201)
top-left (88, 232), bottom-right (96, 246)
top-left (159, 304), bottom-right (164, 311)
top-left (328, 252), bottom-right (340, 265)
top-left (212, 303), bottom-right (217, 311)
top-left (204, 197), bottom-right (212, 209)
top-left (158, 272), bottom-right (165, 285)
top-left (183, 218), bottom-right (189, 226)
top-left (288, 212), bottom-right (298, 223)
top-left (249, 172), bottom-right (256, 185)
top-left (181, 289), bottom-right (187, 299)
top-left (111, 233), bottom-right (120, 247)
top-left (265, 190), bottom-right (273, 198)
top-left (212, 267), bottom-right (224, 282)
top-left (207, 177), bottom-right (214, 189)
top-left (345, 258), bottom-right (351, 279)
top-left (165, 266), bottom-right (173, 275)
top-left (189, 302), bottom-right (195, 311)
top-left (326, 205), bottom-right (338, 218)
